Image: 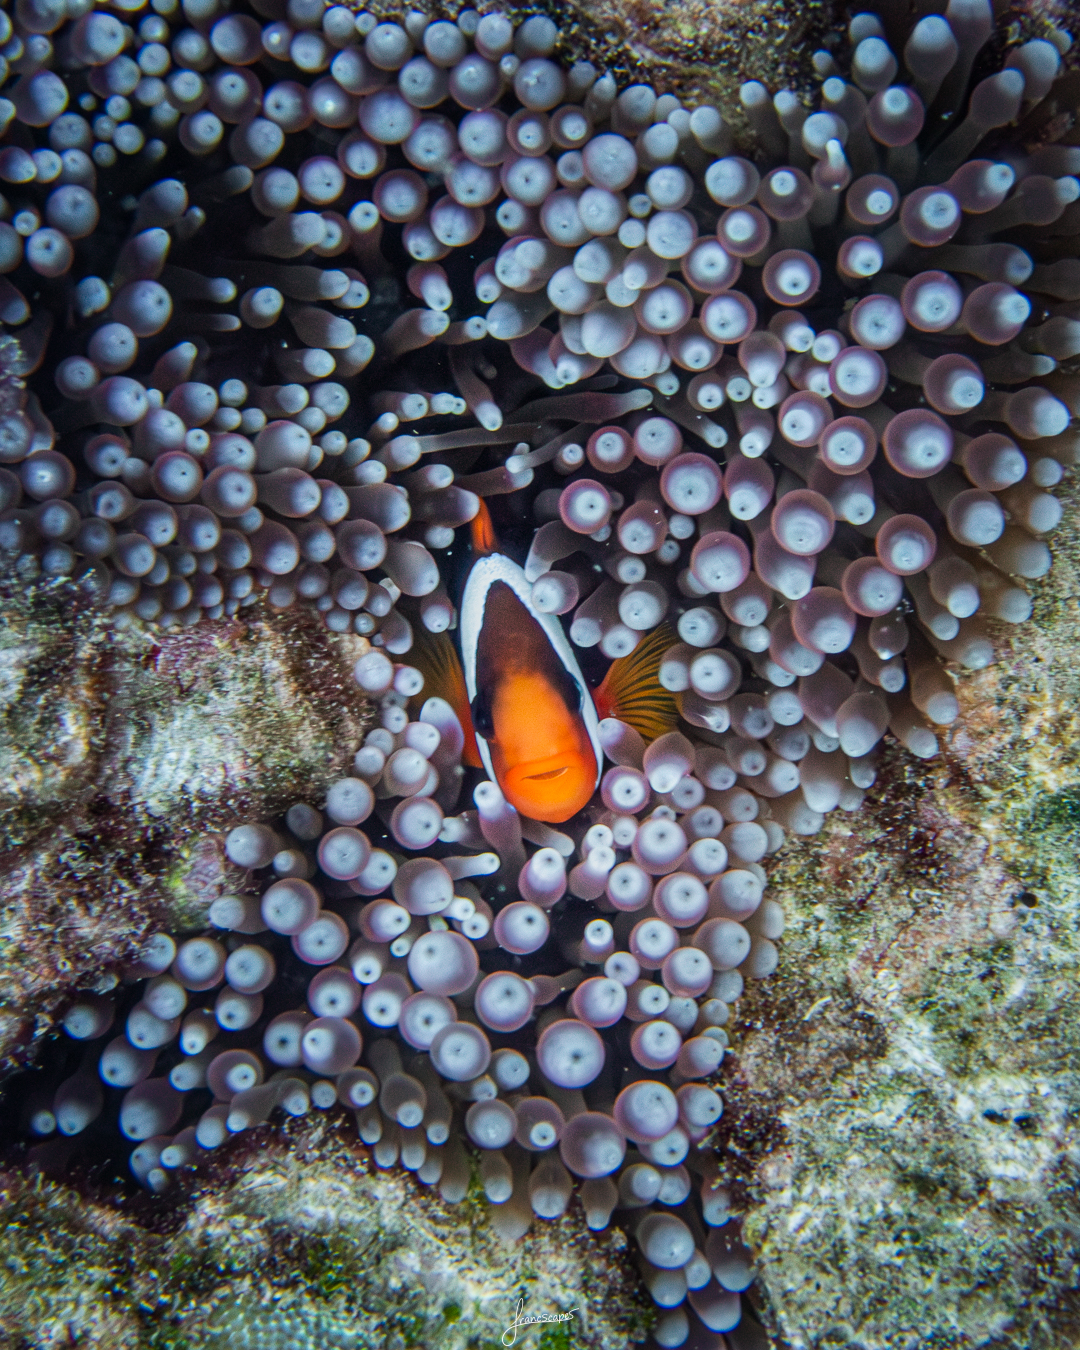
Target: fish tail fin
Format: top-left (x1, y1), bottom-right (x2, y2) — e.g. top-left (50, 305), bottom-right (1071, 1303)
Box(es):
top-left (407, 629), bottom-right (483, 768)
top-left (594, 624), bottom-right (680, 743)
top-left (471, 498), bottom-right (497, 556)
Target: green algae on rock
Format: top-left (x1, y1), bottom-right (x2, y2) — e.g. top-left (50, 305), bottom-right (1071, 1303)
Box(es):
top-left (0, 570), bottom-right (370, 1070)
top-left (719, 486), bottom-right (1080, 1349)
top-left (0, 1112), bottom-right (652, 1349)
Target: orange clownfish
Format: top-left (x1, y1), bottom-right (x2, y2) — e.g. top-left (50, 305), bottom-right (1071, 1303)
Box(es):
top-left (413, 502), bottom-right (677, 825)
top-left (462, 551), bottom-right (601, 823)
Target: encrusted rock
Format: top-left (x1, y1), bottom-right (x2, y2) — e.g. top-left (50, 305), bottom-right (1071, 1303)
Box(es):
top-left (0, 1114), bottom-right (652, 1349)
top-left (0, 573), bottom-right (369, 1069)
top-left (724, 479), bottom-right (1080, 1347)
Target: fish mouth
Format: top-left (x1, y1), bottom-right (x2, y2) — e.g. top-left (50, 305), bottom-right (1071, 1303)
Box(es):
top-left (503, 754), bottom-right (596, 823)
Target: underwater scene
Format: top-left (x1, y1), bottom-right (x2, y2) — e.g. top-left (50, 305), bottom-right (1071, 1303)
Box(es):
top-left (0, 0), bottom-right (1078, 1345)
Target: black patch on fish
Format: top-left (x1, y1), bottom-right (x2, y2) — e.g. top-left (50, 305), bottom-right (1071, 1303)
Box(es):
top-left (561, 669), bottom-right (584, 714)
top-left (475, 579), bottom-right (585, 725)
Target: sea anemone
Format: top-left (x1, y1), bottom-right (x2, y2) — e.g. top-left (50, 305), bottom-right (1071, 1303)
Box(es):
top-left (0, 1), bottom-right (1069, 710)
top-left (38, 752), bottom-right (754, 1346)
top-left (2, 0), bottom-right (1077, 1344)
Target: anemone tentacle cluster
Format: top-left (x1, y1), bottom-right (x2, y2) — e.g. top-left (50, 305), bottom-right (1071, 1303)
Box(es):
top-left (0, 0), bottom-right (1072, 780)
top-left (20, 714), bottom-right (768, 1344)
top-left (42, 713), bottom-right (759, 1346)
top-left (2, 0), bottom-right (1079, 1343)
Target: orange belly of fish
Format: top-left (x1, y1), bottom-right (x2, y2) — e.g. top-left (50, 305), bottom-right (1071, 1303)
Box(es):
top-left (490, 674), bottom-right (597, 823)
top-left (499, 750), bottom-right (596, 823)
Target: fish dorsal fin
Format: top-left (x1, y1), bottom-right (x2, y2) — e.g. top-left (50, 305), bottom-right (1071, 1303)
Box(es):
top-left (594, 624), bottom-right (680, 743)
top-left (471, 498), bottom-right (497, 556)
top-left (406, 628), bottom-right (483, 768)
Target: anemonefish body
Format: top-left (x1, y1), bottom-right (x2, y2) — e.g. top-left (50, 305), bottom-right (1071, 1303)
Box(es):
top-left (412, 501), bottom-right (675, 825)
top-left (461, 552), bottom-right (601, 823)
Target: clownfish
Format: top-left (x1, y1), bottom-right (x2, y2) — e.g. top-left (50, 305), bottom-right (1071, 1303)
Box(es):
top-left (412, 502), bottom-right (677, 824)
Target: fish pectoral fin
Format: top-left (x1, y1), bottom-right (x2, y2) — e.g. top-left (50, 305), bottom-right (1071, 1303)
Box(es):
top-left (593, 623), bottom-right (680, 744)
top-left (406, 627), bottom-right (483, 768)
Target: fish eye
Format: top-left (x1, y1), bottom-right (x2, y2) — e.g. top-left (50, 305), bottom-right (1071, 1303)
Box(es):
top-left (557, 670), bottom-right (584, 713)
top-left (470, 690), bottom-right (495, 739)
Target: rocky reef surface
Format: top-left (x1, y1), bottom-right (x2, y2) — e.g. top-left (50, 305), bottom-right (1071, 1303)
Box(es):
top-left (730, 475), bottom-right (1080, 1349)
top-left (0, 1113), bottom-right (652, 1348)
top-left (0, 579), bottom-right (371, 1071)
